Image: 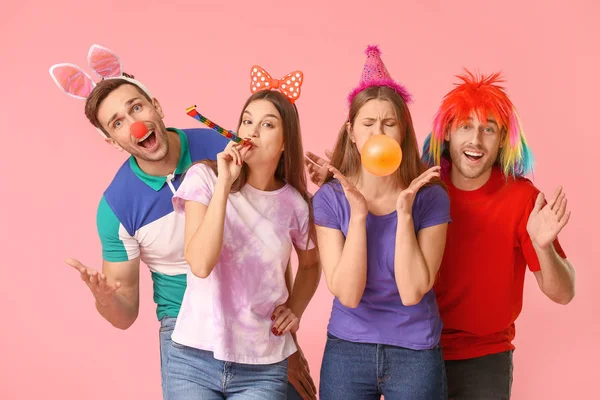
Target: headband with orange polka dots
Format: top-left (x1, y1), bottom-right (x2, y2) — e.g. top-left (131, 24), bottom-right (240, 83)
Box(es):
top-left (250, 65), bottom-right (303, 103)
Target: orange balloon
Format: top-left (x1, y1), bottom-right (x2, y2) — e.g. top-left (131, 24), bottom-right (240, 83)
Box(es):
top-left (360, 135), bottom-right (403, 176)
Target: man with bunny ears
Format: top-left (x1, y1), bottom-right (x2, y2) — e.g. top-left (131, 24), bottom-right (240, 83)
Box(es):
top-left (50, 44), bottom-right (318, 400)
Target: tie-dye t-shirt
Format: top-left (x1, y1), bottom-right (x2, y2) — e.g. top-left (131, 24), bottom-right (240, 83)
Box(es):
top-left (170, 163), bottom-right (314, 364)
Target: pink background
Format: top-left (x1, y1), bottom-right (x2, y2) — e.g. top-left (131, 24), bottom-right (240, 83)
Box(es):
top-left (1, 0), bottom-right (598, 398)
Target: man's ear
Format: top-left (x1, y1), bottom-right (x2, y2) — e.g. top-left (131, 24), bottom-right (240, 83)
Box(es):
top-left (152, 97), bottom-right (165, 119)
top-left (105, 136), bottom-right (124, 151)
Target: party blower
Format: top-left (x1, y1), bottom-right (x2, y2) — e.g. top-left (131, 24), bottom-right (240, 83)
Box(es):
top-left (186, 105), bottom-right (251, 146)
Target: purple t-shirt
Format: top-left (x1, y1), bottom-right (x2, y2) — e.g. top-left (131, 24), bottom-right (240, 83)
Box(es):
top-left (312, 180), bottom-right (451, 350)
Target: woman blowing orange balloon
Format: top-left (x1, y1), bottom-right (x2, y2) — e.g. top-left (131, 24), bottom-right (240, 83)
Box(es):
top-left (311, 45), bottom-right (451, 399)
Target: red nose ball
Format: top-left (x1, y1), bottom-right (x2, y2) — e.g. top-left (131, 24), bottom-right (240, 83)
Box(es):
top-left (131, 121), bottom-right (148, 139)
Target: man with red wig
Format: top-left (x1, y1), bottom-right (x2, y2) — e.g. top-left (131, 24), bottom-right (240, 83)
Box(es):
top-left (422, 71), bottom-right (575, 399)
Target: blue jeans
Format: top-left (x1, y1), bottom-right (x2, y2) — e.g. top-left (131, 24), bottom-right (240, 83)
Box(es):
top-left (166, 340), bottom-right (289, 399)
top-left (320, 333), bottom-right (447, 400)
top-left (159, 316), bottom-right (177, 399)
top-left (158, 316), bottom-right (301, 400)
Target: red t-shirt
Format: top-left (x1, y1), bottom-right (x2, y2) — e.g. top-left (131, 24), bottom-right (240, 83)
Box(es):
top-left (435, 165), bottom-right (567, 360)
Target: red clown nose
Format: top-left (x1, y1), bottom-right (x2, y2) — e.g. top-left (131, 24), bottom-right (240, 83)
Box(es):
top-left (131, 121), bottom-right (148, 139)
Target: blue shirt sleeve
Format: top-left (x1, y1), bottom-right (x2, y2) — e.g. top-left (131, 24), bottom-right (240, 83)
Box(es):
top-left (96, 195), bottom-right (140, 262)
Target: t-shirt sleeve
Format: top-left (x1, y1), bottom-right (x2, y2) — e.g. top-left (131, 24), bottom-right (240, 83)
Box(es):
top-left (172, 163), bottom-right (215, 214)
top-left (518, 191), bottom-right (568, 272)
top-left (96, 196), bottom-right (140, 262)
top-left (311, 182), bottom-right (341, 230)
top-left (415, 185), bottom-right (452, 231)
top-left (291, 200), bottom-right (316, 251)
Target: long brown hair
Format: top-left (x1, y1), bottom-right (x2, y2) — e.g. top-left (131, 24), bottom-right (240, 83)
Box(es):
top-left (195, 90), bottom-right (316, 249)
top-left (327, 85), bottom-right (444, 190)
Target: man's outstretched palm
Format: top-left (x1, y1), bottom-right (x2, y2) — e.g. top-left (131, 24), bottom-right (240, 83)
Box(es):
top-left (65, 258), bottom-right (120, 305)
top-left (527, 186), bottom-right (570, 249)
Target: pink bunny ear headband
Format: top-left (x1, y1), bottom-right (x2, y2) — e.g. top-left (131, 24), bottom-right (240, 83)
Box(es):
top-left (49, 44), bottom-right (152, 136)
